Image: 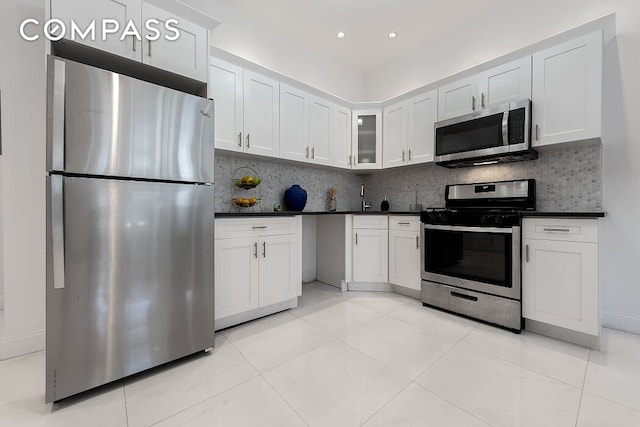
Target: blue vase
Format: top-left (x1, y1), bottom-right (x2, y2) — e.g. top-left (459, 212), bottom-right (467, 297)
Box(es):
top-left (284, 185), bottom-right (307, 211)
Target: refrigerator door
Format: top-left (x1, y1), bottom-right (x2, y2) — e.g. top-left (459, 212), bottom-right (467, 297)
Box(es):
top-left (47, 56), bottom-right (214, 183)
top-left (46, 176), bottom-right (214, 402)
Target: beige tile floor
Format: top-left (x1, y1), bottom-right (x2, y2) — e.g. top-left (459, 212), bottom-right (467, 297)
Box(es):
top-left (1, 282), bottom-right (640, 426)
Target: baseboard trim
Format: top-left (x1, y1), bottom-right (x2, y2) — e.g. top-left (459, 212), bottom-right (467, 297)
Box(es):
top-left (214, 299), bottom-right (298, 331)
top-left (0, 329), bottom-right (45, 360)
top-left (602, 311), bottom-right (640, 335)
top-left (524, 319), bottom-right (600, 349)
top-left (347, 282), bottom-right (393, 292)
top-left (392, 285), bottom-right (421, 300)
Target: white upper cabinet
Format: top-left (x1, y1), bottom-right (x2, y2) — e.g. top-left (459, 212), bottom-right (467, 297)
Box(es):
top-left (243, 70), bottom-right (280, 158)
top-left (438, 56), bottom-right (532, 121)
top-left (51, 0), bottom-right (142, 61)
top-left (51, 0), bottom-right (208, 82)
top-left (532, 31), bottom-right (602, 147)
top-left (209, 58), bottom-right (243, 152)
top-left (478, 56), bottom-right (532, 109)
top-left (279, 84), bottom-right (310, 162)
top-left (407, 89), bottom-right (437, 165)
top-left (141, 2), bottom-right (208, 82)
top-left (309, 97), bottom-right (333, 166)
top-left (333, 105), bottom-right (352, 169)
top-left (437, 76), bottom-right (479, 120)
top-left (352, 109), bottom-right (382, 169)
top-left (383, 101), bottom-right (409, 168)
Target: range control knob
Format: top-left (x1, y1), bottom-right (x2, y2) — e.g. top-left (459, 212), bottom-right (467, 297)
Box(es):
top-left (494, 215), bottom-right (504, 226)
top-left (436, 213), bottom-right (448, 224)
top-left (480, 215), bottom-right (493, 225)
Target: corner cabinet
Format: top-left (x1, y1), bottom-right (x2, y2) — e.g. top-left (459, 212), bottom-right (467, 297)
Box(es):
top-left (214, 217), bottom-right (302, 329)
top-left (388, 216), bottom-right (421, 291)
top-left (522, 217), bottom-right (599, 336)
top-left (352, 216), bottom-right (388, 283)
top-left (209, 59), bottom-right (280, 158)
top-left (352, 109), bottom-right (382, 169)
top-left (531, 31), bottom-right (602, 147)
top-left (51, 0), bottom-right (209, 82)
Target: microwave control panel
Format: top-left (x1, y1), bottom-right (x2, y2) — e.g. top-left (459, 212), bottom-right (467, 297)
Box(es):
top-left (508, 108), bottom-right (526, 145)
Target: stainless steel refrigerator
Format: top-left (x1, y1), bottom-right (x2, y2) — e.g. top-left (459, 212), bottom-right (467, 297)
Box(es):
top-left (45, 56), bottom-right (215, 402)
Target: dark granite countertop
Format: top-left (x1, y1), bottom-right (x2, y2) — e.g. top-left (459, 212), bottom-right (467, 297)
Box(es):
top-left (520, 211), bottom-right (606, 218)
top-left (215, 210), bottom-right (419, 218)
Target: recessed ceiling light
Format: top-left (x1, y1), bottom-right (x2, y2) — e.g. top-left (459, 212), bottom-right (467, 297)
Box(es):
top-left (388, 32), bottom-right (397, 39)
top-left (337, 32), bottom-right (345, 39)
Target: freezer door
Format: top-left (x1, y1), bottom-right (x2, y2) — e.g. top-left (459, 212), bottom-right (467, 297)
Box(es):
top-left (46, 176), bottom-right (214, 402)
top-left (47, 56), bottom-right (214, 182)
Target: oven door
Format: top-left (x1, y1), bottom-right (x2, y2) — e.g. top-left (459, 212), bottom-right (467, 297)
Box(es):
top-left (421, 224), bottom-right (521, 300)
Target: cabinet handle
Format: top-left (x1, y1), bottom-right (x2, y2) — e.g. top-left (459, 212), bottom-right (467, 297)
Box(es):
top-left (355, 233), bottom-right (358, 245)
top-left (246, 133), bottom-right (250, 148)
top-left (472, 96), bottom-right (476, 111)
top-left (311, 147), bottom-right (315, 159)
top-left (306, 146), bottom-right (309, 158)
top-left (348, 154), bottom-right (352, 166)
top-left (543, 228), bottom-right (571, 232)
top-left (262, 241), bottom-right (266, 258)
top-left (132, 35), bottom-right (136, 52)
top-left (416, 236), bottom-right (420, 249)
top-left (238, 132), bottom-right (242, 147)
top-left (148, 39), bottom-right (151, 57)
top-left (252, 225), bottom-right (267, 229)
top-left (408, 149), bottom-right (412, 161)
top-left (481, 92), bottom-right (485, 108)
top-left (402, 150), bottom-right (405, 162)
top-left (253, 242), bottom-right (258, 258)
top-left (397, 222), bottom-right (410, 225)
top-left (535, 124), bottom-right (539, 141)
top-left (525, 244), bottom-right (529, 263)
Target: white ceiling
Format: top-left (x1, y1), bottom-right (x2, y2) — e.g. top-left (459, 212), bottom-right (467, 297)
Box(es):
top-left (217, 0), bottom-right (500, 73)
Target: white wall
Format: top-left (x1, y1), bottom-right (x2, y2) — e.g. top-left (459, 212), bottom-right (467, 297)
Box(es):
top-left (182, 0), bottom-right (364, 101)
top-left (363, 1), bottom-right (640, 333)
top-left (0, 0), bottom-right (46, 358)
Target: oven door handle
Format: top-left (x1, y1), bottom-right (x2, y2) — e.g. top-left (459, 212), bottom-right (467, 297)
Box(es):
top-left (424, 224), bottom-right (513, 234)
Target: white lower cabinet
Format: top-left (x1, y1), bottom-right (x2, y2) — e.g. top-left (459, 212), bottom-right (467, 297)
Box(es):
top-left (388, 216), bottom-right (421, 291)
top-left (352, 216), bottom-right (388, 283)
top-left (215, 217), bottom-right (301, 324)
top-left (522, 218), bottom-right (599, 336)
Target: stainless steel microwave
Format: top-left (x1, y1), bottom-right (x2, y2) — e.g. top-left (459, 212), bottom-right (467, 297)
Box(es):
top-left (434, 99), bottom-right (537, 168)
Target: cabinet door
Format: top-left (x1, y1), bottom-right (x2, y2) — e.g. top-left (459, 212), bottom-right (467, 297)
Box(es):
top-left (279, 84), bottom-right (310, 162)
top-left (522, 238), bottom-right (598, 335)
top-left (333, 105), bottom-right (352, 169)
top-left (352, 109), bottom-right (382, 170)
top-left (243, 70), bottom-right (280, 157)
top-left (259, 234), bottom-right (301, 307)
top-left (51, 0), bottom-right (142, 61)
top-left (309, 97), bottom-right (332, 166)
top-left (532, 31), bottom-right (602, 147)
top-left (141, 2), bottom-right (208, 82)
top-left (407, 90), bottom-right (437, 165)
top-left (478, 56), bottom-right (532, 109)
top-left (215, 237), bottom-right (259, 319)
top-left (382, 101), bottom-right (408, 168)
top-left (209, 58), bottom-right (244, 151)
top-left (353, 229), bottom-right (388, 283)
top-left (437, 76), bottom-right (479, 120)
top-left (388, 230), bottom-right (421, 291)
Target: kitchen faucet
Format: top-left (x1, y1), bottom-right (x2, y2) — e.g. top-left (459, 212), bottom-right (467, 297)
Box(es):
top-left (360, 184), bottom-right (371, 211)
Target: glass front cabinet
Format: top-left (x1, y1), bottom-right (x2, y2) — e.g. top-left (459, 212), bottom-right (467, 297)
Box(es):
top-left (352, 109), bottom-right (382, 169)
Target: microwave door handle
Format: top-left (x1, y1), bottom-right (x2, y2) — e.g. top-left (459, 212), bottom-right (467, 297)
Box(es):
top-left (501, 110), bottom-right (509, 146)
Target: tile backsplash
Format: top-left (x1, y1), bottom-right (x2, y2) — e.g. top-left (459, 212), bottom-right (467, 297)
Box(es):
top-left (215, 154), bottom-right (363, 212)
top-left (363, 143), bottom-right (602, 212)
top-left (215, 143), bottom-right (602, 213)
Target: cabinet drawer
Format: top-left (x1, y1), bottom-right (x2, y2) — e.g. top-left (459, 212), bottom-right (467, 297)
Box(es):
top-left (216, 217), bottom-right (297, 238)
top-left (389, 216), bottom-right (420, 231)
top-left (523, 218), bottom-right (598, 243)
top-left (353, 215), bottom-right (388, 229)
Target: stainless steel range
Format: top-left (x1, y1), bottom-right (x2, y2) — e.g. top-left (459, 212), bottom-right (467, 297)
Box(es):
top-left (420, 179), bottom-right (535, 332)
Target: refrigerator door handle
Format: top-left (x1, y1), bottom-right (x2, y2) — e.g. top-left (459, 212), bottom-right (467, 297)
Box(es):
top-left (50, 57), bottom-right (66, 171)
top-left (49, 175), bottom-right (66, 289)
